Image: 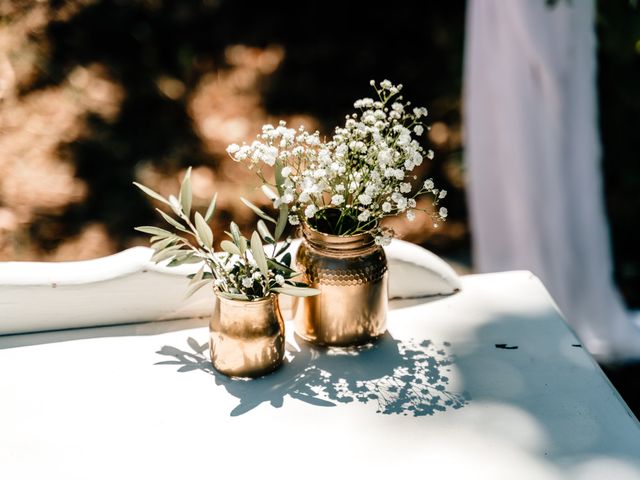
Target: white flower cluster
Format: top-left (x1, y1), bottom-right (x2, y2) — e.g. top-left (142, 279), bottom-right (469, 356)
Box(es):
top-left (217, 258), bottom-right (286, 297)
top-left (227, 80), bottom-right (447, 241)
top-left (226, 122), bottom-right (320, 169)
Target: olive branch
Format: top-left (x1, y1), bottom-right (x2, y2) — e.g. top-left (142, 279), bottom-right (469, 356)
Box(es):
top-left (134, 167), bottom-right (319, 301)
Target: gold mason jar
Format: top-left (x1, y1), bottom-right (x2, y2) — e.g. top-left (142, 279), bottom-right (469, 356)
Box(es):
top-left (293, 223), bottom-right (388, 347)
top-left (209, 293), bottom-right (285, 378)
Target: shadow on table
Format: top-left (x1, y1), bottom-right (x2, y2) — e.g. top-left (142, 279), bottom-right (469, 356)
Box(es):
top-left (156, 332), bottom-right (469, 417)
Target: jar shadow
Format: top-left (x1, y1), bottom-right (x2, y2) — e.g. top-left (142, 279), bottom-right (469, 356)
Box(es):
top-left (155, 332), bottom-right (469, 417)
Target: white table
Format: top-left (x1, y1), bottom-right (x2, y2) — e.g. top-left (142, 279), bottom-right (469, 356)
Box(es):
top-left (1, 271), bottom-right (639, 480)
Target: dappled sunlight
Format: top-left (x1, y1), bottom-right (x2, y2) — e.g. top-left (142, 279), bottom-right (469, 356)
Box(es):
top-left (47, 222), bottom-right (117, 261)
top-left (0, 3), bottom-right (125, 260)
top-left (0, 63), bottom-right (117, 259)
top-left (189, 44), bottom-right (293, 154)
top-left (0, 0), bottom-right (467, 265)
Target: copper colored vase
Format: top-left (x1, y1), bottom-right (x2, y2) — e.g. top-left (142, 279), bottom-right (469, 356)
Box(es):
top-left (293, 223), bottom-right (388, 347)
top-left (209, 293), bottom-right (285, 378)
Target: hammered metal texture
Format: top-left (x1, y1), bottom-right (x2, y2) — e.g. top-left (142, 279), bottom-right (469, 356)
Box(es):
top-left (297, 245), bottom-right (388, 286)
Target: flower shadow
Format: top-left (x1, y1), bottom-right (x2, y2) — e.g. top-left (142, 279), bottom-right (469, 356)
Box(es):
top-left (156, 332), bottom-right (469, 417)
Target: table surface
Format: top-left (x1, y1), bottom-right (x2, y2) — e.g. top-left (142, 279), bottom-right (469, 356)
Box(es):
top-left (1, 271), bottom-right (639, 480)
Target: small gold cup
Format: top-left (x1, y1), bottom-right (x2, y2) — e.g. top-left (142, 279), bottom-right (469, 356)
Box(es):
top-left (209, 293), bottom-right (285, 378)
top-left (293, 223), bottom-right (388, 347)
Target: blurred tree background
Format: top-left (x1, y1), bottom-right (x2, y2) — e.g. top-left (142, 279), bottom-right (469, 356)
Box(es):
top-left (0, 0), bottom-right (637, 307)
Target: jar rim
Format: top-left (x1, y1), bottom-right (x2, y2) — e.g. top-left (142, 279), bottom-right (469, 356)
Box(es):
top-left (214, 291), bottom-right (277, 306)
top-left (303, 207), bottom-right (377, 238)
top-left (301, 221), bottom-right (376, 251)
top-left (302, 220), bottom-right (374, 238)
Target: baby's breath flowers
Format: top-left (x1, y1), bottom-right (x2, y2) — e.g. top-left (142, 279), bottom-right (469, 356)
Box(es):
top-left (133, 168), bottom-right (319, 301)
top-left (227, 80), bottom-right (446, 245)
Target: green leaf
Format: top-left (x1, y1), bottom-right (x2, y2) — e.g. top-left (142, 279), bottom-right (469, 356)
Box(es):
top-left (167, 254), bottom-right (202, 266)
top-left (240, 197), bottom-right (276, 224)
top-left (251, 231), bottom-right (269, 277)
top-left (238, 235), bottom-right (247, 255)
top-left (195, 271), bottom-right (213, 279)
top-left (274, 160), bottom-right (285, 195)
top-left (274, 203), bottom-right (289, 241)
top-left (272, 286), bottom-right (321, 297)
top-left (151, 245), bottom-right (184, 263)
top-left (256, 220), bottom-right (274, 244)
top-left (189, 266), bottom-right (205, 285)
top-left (267, 258), bottom-right (296, 275)
top-left (274, 239), bottom-right (292, 257)
top-left (194, 212), bottom-right (213, 249)
top-left (220, 240), bottom-right (241, 256)
top-left (216, 291), bottom-right (249, 301)
top-left (133, 182), bottom-right (170, 206)
top-left (185, 257), bottom-right (205, 264)
top-left (151, 235), bottom-right (179, 252)
top-left (230, 222), bottom-right (247, 255)
top-left (230, 222), bottom-right (241, 244)
top-left (185, 279), bottom-right (211, 299)
top-left (155, 209), bottom-right (189, 233)
top-left (204, 192), bottom-right (218, 222)
top-left (179, 167), bottom-right (192, 217)
top-left (135, 226), bottom-right (173, 237)
top-left (260, 185), bottom-right (278, 202)
top-left (281, 252), bottom-right (292, 267)
top-left (168, 195), bottom-right (183, 217)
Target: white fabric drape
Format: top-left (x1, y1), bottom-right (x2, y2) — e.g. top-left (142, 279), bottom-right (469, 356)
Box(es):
top-left (464, 0), bottom-right (640, 361)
